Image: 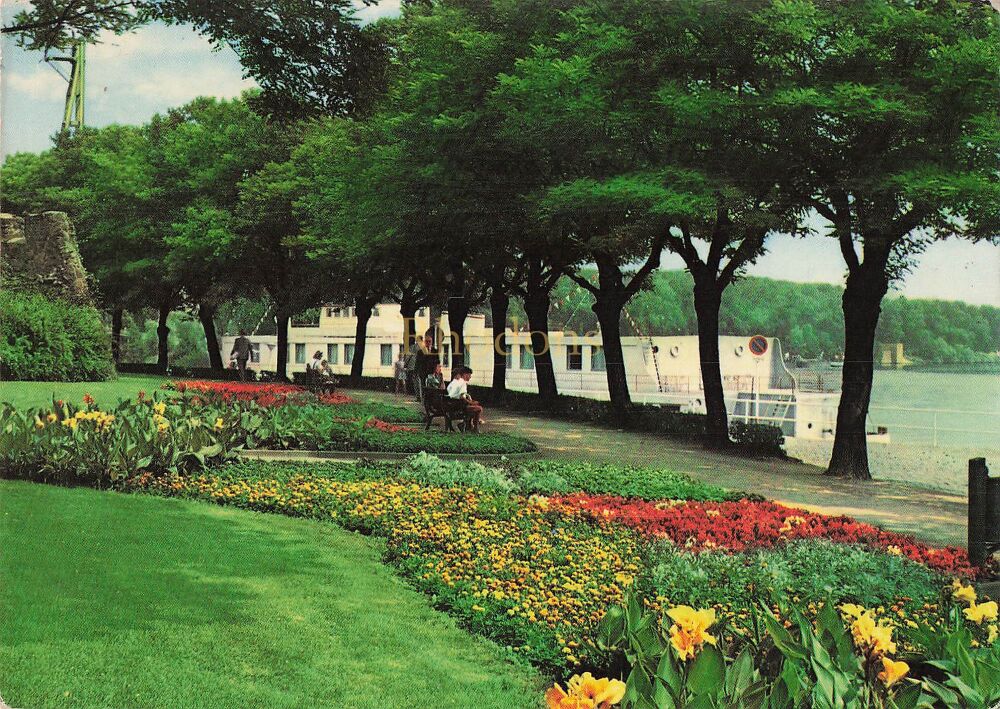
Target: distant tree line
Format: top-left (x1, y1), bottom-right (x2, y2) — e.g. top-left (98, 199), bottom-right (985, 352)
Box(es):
top-left (3, 0), bottom-right (997, 480)
top-left (510, 271), bottom-right (1000, 364)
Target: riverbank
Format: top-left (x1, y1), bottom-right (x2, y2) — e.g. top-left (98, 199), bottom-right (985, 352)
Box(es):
top-left (786, 438), bottom-right (1000, 495)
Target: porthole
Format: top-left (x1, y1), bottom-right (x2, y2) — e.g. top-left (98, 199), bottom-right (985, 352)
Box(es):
top-left (669, 345), bottom-right (680, 357)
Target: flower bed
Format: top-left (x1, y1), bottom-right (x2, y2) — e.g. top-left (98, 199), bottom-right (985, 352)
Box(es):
top-left (0, 391), bottom-right (535, 487)
top-left (549, 494), bottom-right (975, 576)
top-left (124, 457), bottom-right (992, 679)
top-left (171, 380), bottom-right (355, 406)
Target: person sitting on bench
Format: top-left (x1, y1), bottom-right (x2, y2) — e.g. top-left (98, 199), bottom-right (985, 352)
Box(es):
top-left (424, 362), bottom-right (446, 391)
top-left (317, 360), bottom-right (338, 393)
top-left (446, 366), bottom-right (484, 430)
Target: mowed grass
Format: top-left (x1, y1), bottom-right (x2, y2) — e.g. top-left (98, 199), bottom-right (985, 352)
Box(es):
top-left (0, 375), bottom-right (171, 410)
top-left (0, 481), bottom-right (543, 708)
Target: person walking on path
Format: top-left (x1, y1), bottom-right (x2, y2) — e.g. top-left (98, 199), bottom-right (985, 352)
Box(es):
top-left (394, 350), bottom-right (408, 394)
top-left (230, 330), bottom-right (252, 381)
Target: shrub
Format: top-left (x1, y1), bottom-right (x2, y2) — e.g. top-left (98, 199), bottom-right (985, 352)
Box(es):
top-left (517, 461), bottom-right (742, 502)
top-left (0, 291), bottom-right (113, 381)
top-left (729, 420), bottom-right (785, 457)
top-left (514, 464), bottom-right (572, 495)
top-left (400, 452), bottom-right (517, 495)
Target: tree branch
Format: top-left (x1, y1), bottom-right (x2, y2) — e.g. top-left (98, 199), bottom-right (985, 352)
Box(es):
top-left (623, 233), bottom-right (666, 300)
top-left (719, 229), bottom-right (767, 287)
top-left (566, 270), bottom-right (600, 296)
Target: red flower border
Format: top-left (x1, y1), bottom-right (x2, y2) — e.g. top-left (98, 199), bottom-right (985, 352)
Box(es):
top-left (550, 494), bottom-right (975, 576)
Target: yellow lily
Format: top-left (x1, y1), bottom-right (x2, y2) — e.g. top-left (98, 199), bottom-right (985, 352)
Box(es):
top-left (963, 601), bottom-right (998, 625)
top-left (878, 657), bottom-right (909, 687)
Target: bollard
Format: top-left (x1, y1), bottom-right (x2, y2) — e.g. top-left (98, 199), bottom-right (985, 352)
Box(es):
top-left (968, 458), bottom-right (998, 567)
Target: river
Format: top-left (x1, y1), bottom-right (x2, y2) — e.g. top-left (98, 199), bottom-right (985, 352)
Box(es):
top-left (785, 369), bottom-right (1000, 493)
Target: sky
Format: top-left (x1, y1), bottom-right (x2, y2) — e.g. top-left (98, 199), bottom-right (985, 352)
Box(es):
top-left (2, 0), bottom-right (997, 307)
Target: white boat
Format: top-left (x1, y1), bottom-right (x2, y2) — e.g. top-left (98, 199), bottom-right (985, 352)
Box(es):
top-left (222, 304), bottom-right (863, 441)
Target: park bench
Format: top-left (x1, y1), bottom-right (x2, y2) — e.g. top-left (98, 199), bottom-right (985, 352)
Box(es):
top-left (422, 388), bottom-right (469, 432)
top-left (293, 369), bottom-right (338, 395)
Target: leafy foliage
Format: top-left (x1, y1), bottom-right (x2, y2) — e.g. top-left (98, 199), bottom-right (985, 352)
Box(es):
top-left (516, 461), bottom-right (742, 503)
top-left (2, 0), bottom-right (386, 117)
top-left (646, 541), bottom-right (942, 619)
top-left (0, 291), bottom-right (113, 381)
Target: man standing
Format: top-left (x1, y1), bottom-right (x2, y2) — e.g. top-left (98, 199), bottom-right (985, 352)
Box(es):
top-left (414, 334), bottom-right (438, 402)
top-left (230, 330), bottom-right (252, 381)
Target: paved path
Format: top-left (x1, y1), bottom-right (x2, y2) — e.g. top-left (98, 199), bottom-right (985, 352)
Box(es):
top-left (352, 389), bottom-right (969, 549)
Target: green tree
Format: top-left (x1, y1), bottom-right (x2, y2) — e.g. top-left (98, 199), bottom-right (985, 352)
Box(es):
top-left (148, 95), bottom-right (288, 369)
top-left (759, 0), bottom-right (999, 479)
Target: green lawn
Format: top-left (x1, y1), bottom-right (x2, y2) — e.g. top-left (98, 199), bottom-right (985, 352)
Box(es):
top-left (0, 481), bottom-right (543, 708)
top-left (0, 375), bottom-right (170, 410)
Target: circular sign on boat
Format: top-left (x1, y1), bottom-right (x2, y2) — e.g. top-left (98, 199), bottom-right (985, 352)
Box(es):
top-left (748, 335), bottom-right (768, 356)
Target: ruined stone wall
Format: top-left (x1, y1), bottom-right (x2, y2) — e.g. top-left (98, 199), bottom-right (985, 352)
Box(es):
top-left (1, 211), bottom-right (93, 304)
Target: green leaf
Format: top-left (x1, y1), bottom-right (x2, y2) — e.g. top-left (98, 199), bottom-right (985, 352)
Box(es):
top-left (761, 606), bottom-right (808, 661)
top-left (687, 644), bottom-right (725, 696)
top-left (656, 647), bottom-right (682, 695)
top-left (725, 646), bottom-right (755, 697)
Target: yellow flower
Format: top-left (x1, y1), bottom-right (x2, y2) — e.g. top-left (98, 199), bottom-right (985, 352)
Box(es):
top-left (61, 417), bottom-right (78, 429)
top-left (952, 579), bottom-right (977, 605)
top-left (878, 657), bottom-right (909, 687)
top-left (987, 624), bottom-right (998, 644)
top-left (886, 545), bottom-right (902, 556)
top-left (839, 603), bottom-right (866, 620)
top-left (153, 401), bottom-right (167, 416)
top-left (46, 412), bottom-right (58, 422)
top-left (963, 601), bottom-right (998, 625)
top-left (667, 606), bottom-right (717, 661)
top-left (851, 613), bottom-right (896, 657)
top-left (546, 673), bottom-right (626, 709)
top-left (214, 417), bottom-right (225, 431)
top-left (34, 417), bottom-right (45, 429)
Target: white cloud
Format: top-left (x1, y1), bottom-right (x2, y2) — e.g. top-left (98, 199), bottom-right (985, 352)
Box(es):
top-left (121, 65), bottom-right (256, 104)
top-left (2, 65), bottom-right (68, 101)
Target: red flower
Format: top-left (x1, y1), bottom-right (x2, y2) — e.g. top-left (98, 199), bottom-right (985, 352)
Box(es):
top-left (365, 418), bottom-right (417, 433)
top-left (550, 494), bottom-right (977, 576)
top-left (170, 380), bottom-right (356, 408)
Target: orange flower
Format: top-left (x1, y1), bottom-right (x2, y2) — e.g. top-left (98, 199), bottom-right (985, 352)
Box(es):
top-left (546, 673), bottom-right (626, 709)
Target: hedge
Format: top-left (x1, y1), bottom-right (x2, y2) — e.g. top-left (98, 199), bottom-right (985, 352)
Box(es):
top-left (0, 291), bottom-right (114, 381)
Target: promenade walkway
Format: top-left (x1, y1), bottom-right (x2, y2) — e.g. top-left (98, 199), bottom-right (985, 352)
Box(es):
top-left (356, 390), bottom-right (969, 549)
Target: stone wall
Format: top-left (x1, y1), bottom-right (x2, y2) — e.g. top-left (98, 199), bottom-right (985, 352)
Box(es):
top-left (0, 211), bottom-right (93, 304)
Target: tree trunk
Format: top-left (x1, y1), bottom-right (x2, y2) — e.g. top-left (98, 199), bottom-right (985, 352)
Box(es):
top-left (156, 303), bottom-right (170, 372)
top-left (593, 298), bottom-right (631, 411)
top-left (693, 279), bottom-right (730, 449)
top-left (399, 301), bottom-right (418, 355)
top-left (350, 299), bottom-right (374, 384)
top-left (523, 289), bottom-right (558, 401)
top-left (275, 308), bottom-right (290, 382)
top-left (447, 294), bottom-right (470, 371)
top-left (490, 288), bottom-right (509, 393)
top-left (826, 266), bottom-right (889, 480)
top-left (198, 302), bottom-right (224, 371)
top-left (111, 307), bottom-right (123, 364)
